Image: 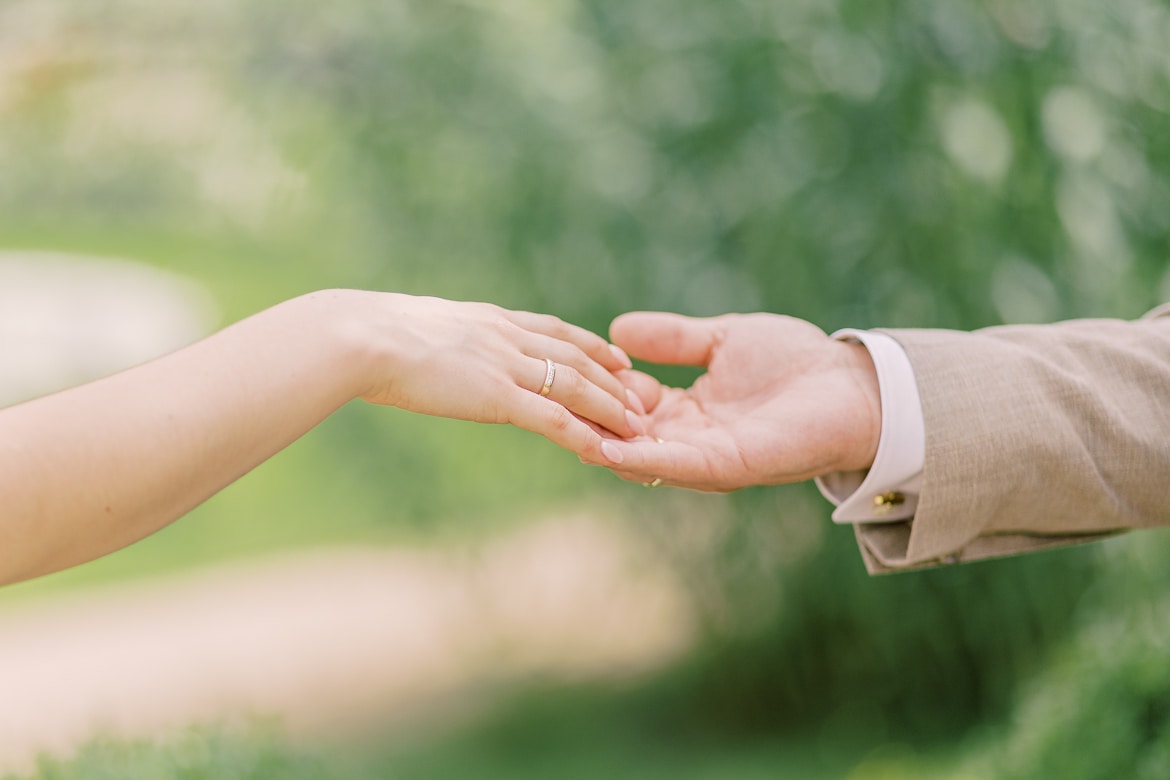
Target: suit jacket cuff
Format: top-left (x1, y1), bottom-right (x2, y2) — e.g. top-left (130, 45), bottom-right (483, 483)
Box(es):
top-left (858, 310), bottom-right (1170, 573)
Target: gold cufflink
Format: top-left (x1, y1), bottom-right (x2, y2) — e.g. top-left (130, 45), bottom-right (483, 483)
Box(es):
top-left (872, 491), bottom-right (905, 516)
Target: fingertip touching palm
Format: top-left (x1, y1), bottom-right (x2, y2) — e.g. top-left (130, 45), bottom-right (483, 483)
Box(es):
top-left (597, 312), bottom-right (882, 491)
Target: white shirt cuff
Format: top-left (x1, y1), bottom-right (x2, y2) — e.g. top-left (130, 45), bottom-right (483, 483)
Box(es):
top-left (814, 330), bottom-right (925, 523)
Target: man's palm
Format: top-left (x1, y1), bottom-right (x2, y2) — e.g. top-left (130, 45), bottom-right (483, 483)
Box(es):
top-left (608, 312), bottom-right (880, 491)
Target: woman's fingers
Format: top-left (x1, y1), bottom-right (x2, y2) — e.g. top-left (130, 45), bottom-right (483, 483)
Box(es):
top-left (495, 307), bottom-right (633, 400)
top-left (531, 338), bottom-right (630, 404)
top-left (478, 305), bottom-right (649, 439)
top-left (504, 309), bottom-right (632, 373)
top-left (588, 438), bottom-right (726, 491)
top-left (501, 312), bottom-right (647, 437)
top-left (615, 369), bottom-right (663, 414)
top-left (526, 334), bottom-right (635, 411)
top-left (525, 357), bottom-right (644, 439)
top-left (506, 390), bottom-right (625, 465)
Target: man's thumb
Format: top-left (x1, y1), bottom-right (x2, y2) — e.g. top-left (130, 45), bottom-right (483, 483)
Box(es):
top-left (609, 312), bottom-right (722, 367)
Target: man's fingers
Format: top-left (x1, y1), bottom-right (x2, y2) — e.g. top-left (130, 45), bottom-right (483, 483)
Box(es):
top-left (609, 312), bottom-right (724, 367)
top-left (570, 418), bottom-right (732, 492)
top-left (596, 438), bottom-right (717, 487)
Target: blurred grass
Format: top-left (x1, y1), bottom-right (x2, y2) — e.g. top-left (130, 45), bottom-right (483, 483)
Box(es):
top-left (4, 709), bottom-right (952, 780)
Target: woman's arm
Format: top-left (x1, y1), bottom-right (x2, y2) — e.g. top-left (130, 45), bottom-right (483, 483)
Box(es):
top-left (0, 289), bottom-right (638, 585)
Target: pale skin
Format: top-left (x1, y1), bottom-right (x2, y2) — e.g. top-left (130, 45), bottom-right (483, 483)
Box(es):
top-left (0, 290), bottom-right (642, 586)
top-left (596, 312), bottom-right (883, 492)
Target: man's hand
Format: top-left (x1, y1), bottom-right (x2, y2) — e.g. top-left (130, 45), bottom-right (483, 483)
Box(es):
top-left (598, 312), bottom-right (882, 491)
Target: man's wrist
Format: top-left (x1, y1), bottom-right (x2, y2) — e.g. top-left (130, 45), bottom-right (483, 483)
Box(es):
top-left (816, 330), bottom-right (925, 523)
top-left (837, 339), bottom-right (882, 472)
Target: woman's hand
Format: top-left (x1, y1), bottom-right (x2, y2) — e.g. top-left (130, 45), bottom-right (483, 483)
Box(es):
top-left (340, 291), bottom-right (643, 464)
top-left (0, 289), bottom-right (642, 585)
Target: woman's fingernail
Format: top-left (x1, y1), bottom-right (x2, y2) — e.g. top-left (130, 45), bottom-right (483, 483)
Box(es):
top-left (625, 389), bottom-right (646, 415)
top-left (610, 344), bottom-right (633, 369)
top-left (626, 410), bottom-right (646, 436)
top-left (600, 441), bottom-right (624, 464)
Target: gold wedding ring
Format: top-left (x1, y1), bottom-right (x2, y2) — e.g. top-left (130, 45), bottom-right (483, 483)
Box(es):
top-left (539, 358), bottom-right (557, 397)
top-left (643, 437), bottom-right (666, 487)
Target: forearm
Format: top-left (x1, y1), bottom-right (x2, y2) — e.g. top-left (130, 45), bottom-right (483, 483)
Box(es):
top-left (0, 290), bottom-right (369, 585)
top-left (857, 313), bottom-right (1170, 571)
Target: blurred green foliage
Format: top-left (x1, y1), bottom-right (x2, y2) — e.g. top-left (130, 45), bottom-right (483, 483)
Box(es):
top-left (940, 531), bottom-right (1170, 779)
top-left (2, 722), bottom-right (914, 780)
top-left (2, 0), bottom-right (1170, 776)
top-left (3, 728), bottom-right (328, 780)
top-left (242, 0), bottom-right (1170, 330)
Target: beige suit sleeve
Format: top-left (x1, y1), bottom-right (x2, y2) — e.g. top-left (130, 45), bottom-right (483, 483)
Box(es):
top-left (853, 308), bottom-right (1170, 574)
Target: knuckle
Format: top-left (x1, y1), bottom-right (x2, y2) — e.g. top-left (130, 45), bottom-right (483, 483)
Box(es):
top-left (538, 313), bottom-right (569, 335)
top-left (547, 405), bottom-right (574, 433)
top-left (583, 334), bottom-right (609, 357)
top-left (538, 313), bottom-right (564, 331)
top-left (565, 344), bottom-right (590, 366)
top-left (561, 368), bottom-right (587, 400)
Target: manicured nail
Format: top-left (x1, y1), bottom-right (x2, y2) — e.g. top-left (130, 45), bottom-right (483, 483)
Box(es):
top-left (625, 388), bottom-right (646, 415)
top-left (600, 441), bottom-right (624, 464)
top-left (610, 344), bottom-right (633, 369)
top-left (626, 410), bottom-right (646, 437)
